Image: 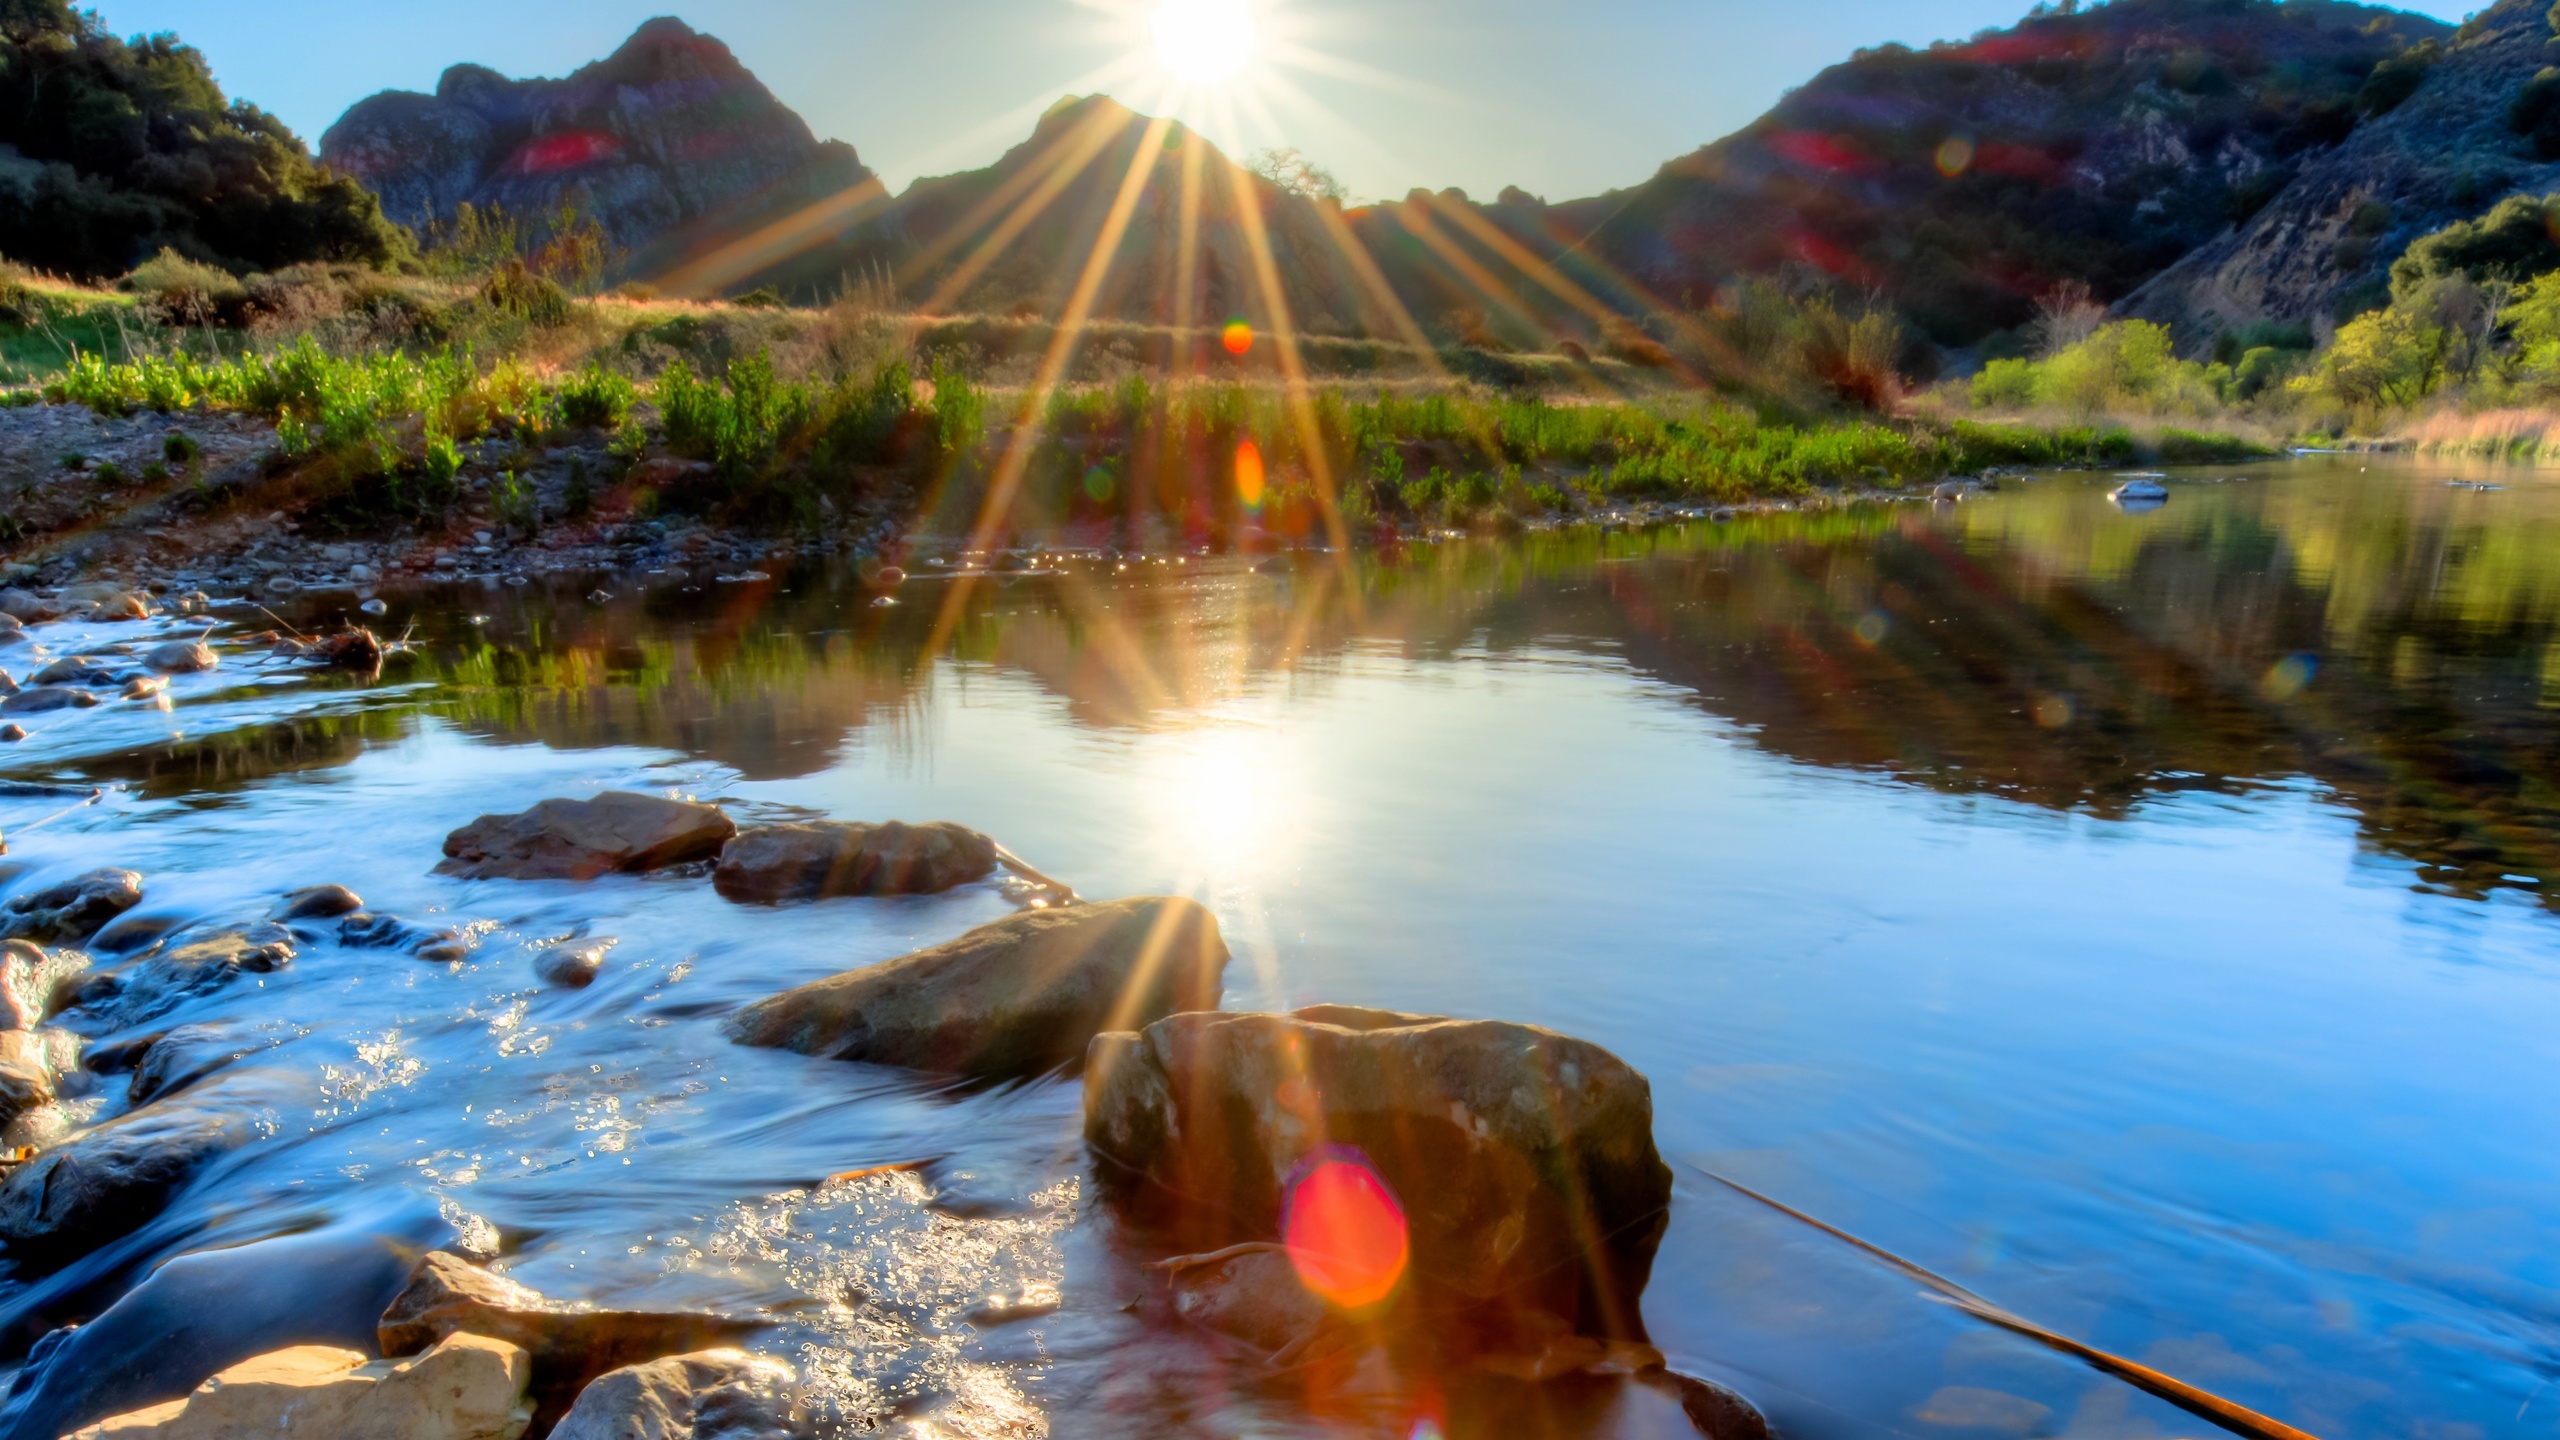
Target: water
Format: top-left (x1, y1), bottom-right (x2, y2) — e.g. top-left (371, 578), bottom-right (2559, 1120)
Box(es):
top-left (1, 452), bottom-right (2556, 1438)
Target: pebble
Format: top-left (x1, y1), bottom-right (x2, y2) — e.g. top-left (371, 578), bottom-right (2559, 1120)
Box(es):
top-left (0, 726), bottom-right (22, 742)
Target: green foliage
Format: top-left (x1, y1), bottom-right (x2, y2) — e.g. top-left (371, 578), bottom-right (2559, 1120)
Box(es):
top-left (658, 352), bottom-right (811, 481)
top-left (0, 1), bottom-right (405, 277)
top-left (1968, 321), bottom-right (2218, 416)
top-left (2390, 193), bottom-right (2560, 299)
top-left (2356, 38), bottom-right (2440, 117)
top-left (481, 262), bottom-right (573, 327)
top-left (161, 430), bottom-right (197, 465)
top-left (2516, 69), bottom-right (2560, 160)
top-left (127, 248), bottom-right (243, 325)
top-left (554, 363), bottom-right (635, 430)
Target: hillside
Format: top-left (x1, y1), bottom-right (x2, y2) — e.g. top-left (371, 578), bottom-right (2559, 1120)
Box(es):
top-left (320, 18), bottom-right (873, 279)
top-left (2124, 0), bottom-right (2560, 337)
top-left (0, 0), bottom-right (403, 278)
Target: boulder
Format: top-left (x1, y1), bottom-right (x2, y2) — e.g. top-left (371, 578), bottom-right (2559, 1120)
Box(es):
top-left (0, 1069), bottom-right (271, 1269)
top-left (725, 897), bottom-right (1229, 1078)
top-left (3, 868), bottom-right (142, 942)
top-left (0, 686), bottom-right (97, 714)
top-left (277, 883), bottom-right (365, 920)
top-left (142, 640), bottom-right (217, 674)
top-left (379, 1252), bottom-right (764, 1431)
top-left (711, 821), bottom-right (997, 903)
top-left (0, 1203), bottom-right (453, 1440)
top-left (82, 923), bottom-right (294, 1024)
top-left (436, 792), bottom-right (736, 882)
top-left (128, 1021), bottom-right (277, 1104)
top-left (1085, 1007), bottom-right (1672, 1347)
top-left (67, 1332), bottom-right (532, 1440)
top-left (549, 1350), bottom-right (801, 1440)
top-left (0, 589), bottom-right (54, 623)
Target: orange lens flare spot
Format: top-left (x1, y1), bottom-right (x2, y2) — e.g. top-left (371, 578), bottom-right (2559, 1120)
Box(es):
top-left (1934, 135), bottom-right (1975, 177)
top-left (1283, 1155), bottom-right (1409, 1309)
top-left (1222, 319), bottom-right (1254, 356)
top-left (1234, 439), bottom-right (1266, 509)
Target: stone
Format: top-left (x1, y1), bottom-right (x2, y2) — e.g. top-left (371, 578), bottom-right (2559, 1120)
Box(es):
top-left (378, 1252), bottom-right (764, 1431)
top-left (1163, 1246), bottom-right (1327, 1356)
top-left (711, 821), bottom-right (998, 903)
top-left (535, 942), bottom-right (608, 988)
top-left (0, 1069), bottom-right (272, 1269)
top-left (66, 1332), bottom-right (533, 1440)
top-left (1084, 1006), bottom-right (1673, 1347)
top-left (0, 1203), bottom-right (454, 1440)
top-left (30, 657), bottom-right (119, 686)
top-left (3, 868), bottom-right (142, 943)
top-left (339, 912), bottom-right (468, 962)
top-left (548, 1350), bottom-right (801, 1440)
top-left (0, 937), bottom-right (79, 1028)
top-left (0, 613), bottom-right (21, 642)
top-left (143, 640), bottom-right (217, 673)
top-left (120, 676), bottom-right (166, 701)
top-left (0, 726), bottom-right (21, 742)
top-left (129, 1021), bottom-right (276, 1104)
top-left (0, 589), bottom-right (51, 622)
top-left (0, 686), bottom-right (97, 715)
top-left (277, 883), bottom-right (365, 920)
top-left (83, 923), bottom-right (294, 1025)
top-left (726, 897), bottom-right (1229, 1078)
top-left (437, 792), bottom-right (737, 881)
top-left (86, 593), bottom-right (149, 622)
top-left (0, 1027), bottom-right (70, 1127)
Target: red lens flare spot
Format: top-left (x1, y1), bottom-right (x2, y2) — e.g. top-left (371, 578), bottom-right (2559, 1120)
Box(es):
top-left (1283, 1154), bottom-right (1409, 1309)
top-left (1234, 439), bottom-right (1266, 509)
top-left (1222, 319), bottom-right (1254, 355)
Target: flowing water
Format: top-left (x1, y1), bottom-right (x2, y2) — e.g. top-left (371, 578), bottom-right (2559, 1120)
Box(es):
top-left (0, 452), bottom-right (2554, 1439)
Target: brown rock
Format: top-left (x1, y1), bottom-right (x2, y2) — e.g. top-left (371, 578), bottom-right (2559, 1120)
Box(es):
top-left (68, 1332), bottom-right (533, 1440)
top-left (436, 792), bottom-right (736, 881)
top-left (548, 1349), bottom-right (800, 1440)
top-left (0, 589), bottom-right (52, 622)
top-left (0, 1026), bottom-right (70, 1126)
top-left (378, 1252), bottom-right (763, 1432)
top-left (0, 1069), bottom-right (272, 1268)
top-left (143, 640), bottom-right (217, 673)
top-left (3, 868), bottom-right (142, 942)
top-left (276, 883), bottom-right (364, 920)
top-left (0, 685), bottom-right (98, 715)
top-left (725, 896), bottom-right (1228, 1078)
top-left (712, 820), bottom-right (997, 903)
top-left (1085, 1006), bottom-right (1672, 1347)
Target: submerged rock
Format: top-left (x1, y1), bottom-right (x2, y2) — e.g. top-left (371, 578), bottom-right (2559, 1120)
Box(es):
top-left (1085, 1006), bottom-right (1672, 1348)
top-left (31, 658), bottom-right (122, 687)
top-left (78, 923), bottom-right (295, 1025)
top-left (725, 897), bottom-right (1229, 1078)
top-left (127, 1021), bottom-right (278, 1104)
top-left (711, 820), bottom-right (997, 903)
top-left (338, 911), bottom-right (467, 962)
top-left (0, 686), bottom-right (97, 715)
top-left (436, 792), bottom-right (736, 882)
top-left (0, 1069), bottom-right (271, 1268)
top-left (67, 1332), bottom-right (533, 1440)
top-left (142, 640), bottom-right (217, 674)
top-left (379, 1251), bottom-right (764, 1431)
top-left (0, 1204), bottom-right (452, 1440)
top-left (549, 1350), bottom-right (802, 1440)
top-left (535, 942), bottom-right (608, 989)
top-left (3, 869), bottom-right (142, 943)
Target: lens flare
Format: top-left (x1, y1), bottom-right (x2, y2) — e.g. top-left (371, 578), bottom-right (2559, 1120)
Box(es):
top-left (1153, 0), bottom-right (1256, 84)
top-left (1222, 318), bottom-right (1255, 355)
top-left (1283, 1152), bottom-right (1409, 1309)
top-left (1935, 134), bottom-right (1975, 177)
top-left (1234, 439), bottom-right (1265, 509)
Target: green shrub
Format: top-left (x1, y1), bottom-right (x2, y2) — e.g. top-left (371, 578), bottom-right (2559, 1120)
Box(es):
top-left (482, 262), bottom-right (573, 327)
top-left (555, 363), bottom-right (636, 429)
top-left (163, 431), bottom-right (199, 465)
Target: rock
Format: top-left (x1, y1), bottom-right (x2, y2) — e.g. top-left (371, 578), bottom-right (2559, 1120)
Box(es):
top-left (3, 868), bottom-right (142, 943)
top-left (1084, 1006), bottom-right (1673, 1348)
top-left (84, 923), bottom-right (295, 1024)
top-left (66, 1332), bottom-right (532, 1440)
top-left (0, 1027), bottom-right (70, 1128)
top-left (725, 897), bottom-right (1228, 1078)
top-left (436, 792), bottom-right (737, 882)
top-left (315, 628), bottom-right (384, 671)
top-left (86, 593), bottom-right (149, 622)
top-left (30, 658), bottom-right (119, 686)
top-left (0, 613), bottom-right (21, 642)
top-left (0, 1203), bottom-right (453, 1440)
top-left (0, 726), bottom-right (21, 742)
top-left (1163, 1246), bottom-right (1327, 1356)
top-left (119, 676), bottom-right (166, 701)
top-left (0, 1069), bottom-right (271, 1268)
top-left (549, 1350), bottom-right (801, 1440)
top-left (143, 641), bottom-right (217, 673)
top-left (711, 820), bottom-right (997, 903)
top-left (0, 937), bottom-right (80, 1028)
top-left (535, 942), bottom-right (607, 988)
top-left (129, 1022), bottom-right (276, 1104)
top-left (339, 912), bottom-right (467, 962)
top-left (378, 1252), bottom-right (764, 1432)
top-left (0, 590), bottom-right (50, 623)
top-left (0, 686), bottom-right (98, 714)
top-left (277, 883), bottom-right (365, 920)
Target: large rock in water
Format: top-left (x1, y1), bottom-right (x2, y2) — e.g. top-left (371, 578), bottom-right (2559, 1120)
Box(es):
top-left (1085, 1007), bottom-right (1673, 1346)
top-left (2, 869), bottom-right (141, 942)
top-left (550, 1350), bottom-right (801, 1440)
top-left (319, 19), bottom-right (874, 282)
top-left (67, 1333), bottom-right (532, 1440)
top-left (712, 820), bottom-right (997, 903)
top-left (725, 897), bottom-right (1229, 1078)
top-left (0, 1204), bottom-right (453, 1440)
top-left (379, 1251), bottom-right (764, 1432)
top-left (436, 792), bottom-right (736, 881)
top-left (0, 1069), bottom-right (273, 1269)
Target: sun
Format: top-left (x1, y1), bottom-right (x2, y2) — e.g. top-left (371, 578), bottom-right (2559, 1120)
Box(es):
top-left (1152, 0), bottom-right (1256, 84)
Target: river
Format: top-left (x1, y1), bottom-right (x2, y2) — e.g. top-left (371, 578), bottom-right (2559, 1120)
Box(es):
top-left (0, 452), bottom-right (2551, 1438)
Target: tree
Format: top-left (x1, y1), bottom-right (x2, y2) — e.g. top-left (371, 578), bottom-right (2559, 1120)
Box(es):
top-left (1247, 147), bottom-right (1348, 206)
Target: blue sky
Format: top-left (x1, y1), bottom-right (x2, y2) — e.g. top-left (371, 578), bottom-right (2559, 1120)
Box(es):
top-left (93, 0), bottom-right (2478, 204)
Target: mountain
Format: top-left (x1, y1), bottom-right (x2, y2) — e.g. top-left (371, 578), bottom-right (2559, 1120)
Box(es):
top-left (2125, 0), bottom-right (2557, 336)
top-left (0, 0), bottom-right (402, 279)
top-left (320, 18), bottom-right (871, 277)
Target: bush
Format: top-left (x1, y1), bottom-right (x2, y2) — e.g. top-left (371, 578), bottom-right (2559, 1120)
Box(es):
top-left (127, 248), bottom-right (245, 326)
top-left (481, 262), bottom-right (573, 327)
top-left (2515, 69), bottom-right (2560, 160)
top-left (2356, 39), bottom-right (2440, 118)
top-left (555, 363), bottom-right (636, 430)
